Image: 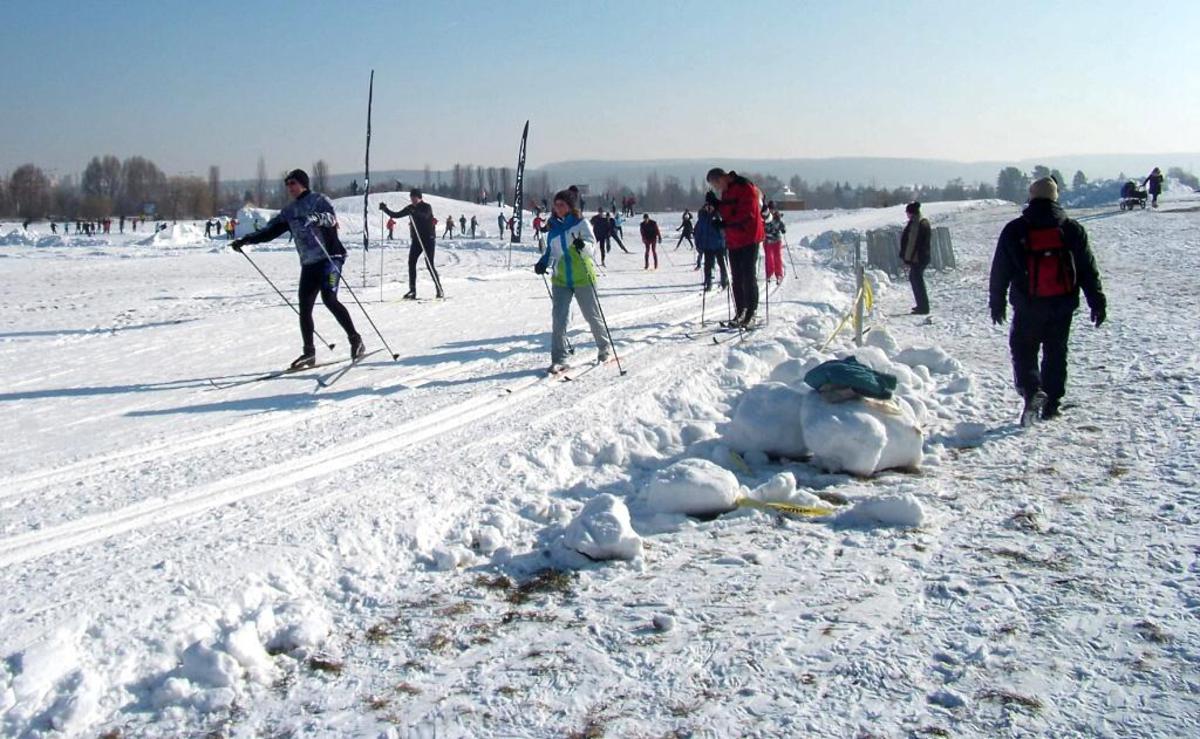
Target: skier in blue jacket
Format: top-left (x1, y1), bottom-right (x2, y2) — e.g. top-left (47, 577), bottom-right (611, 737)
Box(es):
top-left (231, 169), bottom-right (363, 369)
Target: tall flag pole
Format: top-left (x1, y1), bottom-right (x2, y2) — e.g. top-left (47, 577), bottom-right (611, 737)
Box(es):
top-left (362, 69), bottom-right (374, 287)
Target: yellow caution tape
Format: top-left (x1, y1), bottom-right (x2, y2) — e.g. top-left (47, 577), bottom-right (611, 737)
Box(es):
top-left (727, 450), bottom-right (753, 474)
top-left (736, 497), bottom-right (837, 518)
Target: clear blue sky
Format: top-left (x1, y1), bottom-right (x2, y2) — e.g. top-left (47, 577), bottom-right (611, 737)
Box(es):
top-left (1, 0), bottom-right (1196, 180)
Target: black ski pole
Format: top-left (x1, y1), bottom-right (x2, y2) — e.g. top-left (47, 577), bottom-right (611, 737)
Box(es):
top-left (237, 249), bottom-right (335, 350)
top-left (588, 280), bottom-right (626, 376)
top-left (701, 276), bottom-right (708, 326)
top-left (408, 216), bottom-right (444, 297)
top-left (763, 243), bottom-right (770, 326)
top-left (311, 230), bottom-right (400, 360)
top-left (784, 233), bottom-right (799, 280)
top-left (542, 273), bottom-right (574, 354)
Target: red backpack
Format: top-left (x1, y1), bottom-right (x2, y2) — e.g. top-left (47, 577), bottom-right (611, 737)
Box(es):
top-left (1022, 221), bottom-right (1076, 298)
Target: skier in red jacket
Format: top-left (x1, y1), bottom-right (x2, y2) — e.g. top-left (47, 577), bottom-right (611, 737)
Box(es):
top-left (706, 168), bottom-right (764, 326)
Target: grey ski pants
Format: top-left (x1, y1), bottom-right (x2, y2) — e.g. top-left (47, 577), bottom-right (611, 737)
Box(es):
top-left (551, 284), bottom-right (611, 364)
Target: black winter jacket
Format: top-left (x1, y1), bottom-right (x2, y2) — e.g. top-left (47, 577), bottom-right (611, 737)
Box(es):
top-left (989, 199), bottom-right (1105, 317)
top-left (899, 218), bottom-right (931, 267)
top-left (381, 201), bottom-right (436, 247)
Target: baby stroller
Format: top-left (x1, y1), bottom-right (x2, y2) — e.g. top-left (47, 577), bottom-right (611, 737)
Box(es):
top-left (1119, 180), bottom-right (1147, 210)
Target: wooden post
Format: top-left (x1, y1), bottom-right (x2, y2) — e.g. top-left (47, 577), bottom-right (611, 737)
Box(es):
top-left (854, 237), bottom-right (864, 347)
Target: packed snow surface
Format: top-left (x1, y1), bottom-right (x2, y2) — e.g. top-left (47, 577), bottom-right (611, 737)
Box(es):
top-left (1, 194), bottom-right (1199, 737)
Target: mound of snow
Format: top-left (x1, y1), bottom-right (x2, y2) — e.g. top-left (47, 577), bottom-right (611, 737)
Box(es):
top-left (801, 392), bottom-right (923, 476)
top-left (836, 493), bottom-right (925, 528)
top-left (137, 223), bottom-right (207, 247)
top-left (894, 346), bottom-right (962, 375)
top-left (553, 494), bottom-right (642, 565)
top-left (643, 458), bottom-right (739, 516)
top-left (723, 383), bottom-right (807, 458)
top-left (0, 228), bottom-right (36, 246)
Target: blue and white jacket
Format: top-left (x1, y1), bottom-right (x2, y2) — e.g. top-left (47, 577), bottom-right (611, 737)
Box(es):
top-left (239, 190), bottom-right (345, 266)
top-left (536, 213), bottom-right (597, 288)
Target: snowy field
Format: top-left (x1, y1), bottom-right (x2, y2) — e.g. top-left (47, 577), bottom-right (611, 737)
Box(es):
top-left (1, 191), bottom-right (1199, 737)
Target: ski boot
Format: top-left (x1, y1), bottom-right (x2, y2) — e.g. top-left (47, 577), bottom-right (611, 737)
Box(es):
top-left (1040, 399), bottom-right (1062, 420)
top-left (290, 349), bottom-right (317, 371)
top-left (402, 290), bottom-right (417, 300)
top-left (349, 334), bottom-right (365, 361)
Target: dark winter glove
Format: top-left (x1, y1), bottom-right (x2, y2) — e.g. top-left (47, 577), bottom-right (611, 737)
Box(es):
top-left (990, 304), bottom-right (1006, 325)
top-left (230, 239), bottom-right (245, 253)
top-left (572, 237), bottom-right (586, 252)
top-left (534, 259), bottom-right (548, 275)
top-left (378, 202), bottom-right (388, 211)
top-left (1090, 304), bottom-right (1106, 328)
top-left (705, 191), bottom-right (720, 208)
top-left (305, 214), bottom-right (322, 226)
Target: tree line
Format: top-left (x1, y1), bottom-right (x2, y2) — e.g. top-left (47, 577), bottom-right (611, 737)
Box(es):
top-left (6, 155), bottom-right (1194, 222)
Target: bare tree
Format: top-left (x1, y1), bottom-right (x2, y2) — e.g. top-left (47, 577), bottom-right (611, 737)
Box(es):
top-left (81, 155), bottom-right (122, 216)
top-left (311, 159), bottom-right (329, 193)
top-left (10, 164), bottom-right (52, 219)
top-left (255, 156), bottom-right (267, 205)
top-left (208, 165), bottom-right (221, 215)
top-left (120, 157), bottom-right (166, 216)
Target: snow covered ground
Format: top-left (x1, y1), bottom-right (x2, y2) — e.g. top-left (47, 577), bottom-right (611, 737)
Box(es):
top-left (1, 193), bottom-right (1198, 737)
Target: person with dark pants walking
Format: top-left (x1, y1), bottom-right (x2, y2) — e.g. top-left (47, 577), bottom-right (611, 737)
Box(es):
top-left (610, 213), bottom-right (630, 253)
top-left (675, 209), bottom-right (694, 250)
top-left (989, 177), bottom-right (1106, 421)
top-left (1143, 167), bottom-right (1164, 208)
top-left (640, 214), bottom-right (662, 270)
top-left (590, 208), bottom-right (613, 266)
top-left (231, 168), bottom-right (364, 368)
top-left (695, 193), bottom-right (728, 291)
top-left (707, 168), bottom-right (764, 327)
top-left (900, 201), bottom-right (932, 314)
top-left (379, 188), bottom-right (443, 300)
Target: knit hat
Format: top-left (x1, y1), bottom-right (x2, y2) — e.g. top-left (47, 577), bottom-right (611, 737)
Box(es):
top-left (1029, 177), bottom-right (1058, 202)
top-left (409, 187), bottom-right (423, 199)
top-left (905, 201), bottom-right (921, 215)
top-left (284, 169), bottom-right (310, 189)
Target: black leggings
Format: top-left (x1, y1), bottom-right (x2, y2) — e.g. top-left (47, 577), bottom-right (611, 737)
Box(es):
top-left (408, 241), bottom-right (442, 293)
top-left (298, 257), bottom-right (357, 351)
top-left (728, 244), bottom-right (760, 318)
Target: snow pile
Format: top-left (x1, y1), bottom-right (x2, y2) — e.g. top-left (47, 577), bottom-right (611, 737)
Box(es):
top-left (235, 207), bottom-right (275, 237)
top-left (551, 494), bottom-right (643, 567)
top-left (835, 493), bottom-right (926, 528)
top-left (0, 228), bottom-right (37, 246)
top-left (722, 382), bottom-right (808, 458)
top-left (714, 324), bottom-right (968, 476)
top-left (642, 458), bottom-right (739, 516)
top-left (1, 630), bottom-right (101, 735)
top-left (137, 223), bottom-right (207, 247)
top-left (744, 471), bottom-right (830, 509)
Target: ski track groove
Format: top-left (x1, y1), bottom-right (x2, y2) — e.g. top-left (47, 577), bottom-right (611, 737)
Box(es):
top-left (0, 290), bottom-right (704, 504)
top-left (0, 295), bottom-right (713, 568)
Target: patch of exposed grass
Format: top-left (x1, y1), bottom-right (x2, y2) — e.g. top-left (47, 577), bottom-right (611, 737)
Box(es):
top-left (1007, 511), bottom-right (1043, 533)
top-left (507, 569), bottom-right (574, 605)
top-left (1108, 464), bottom-right (1130, 478)
top-left (307, 657), bottom-right (344, 674)
top-left (566, 716), bottom-right (608, 739)
top-left (991, 547), bottom-right (1065, 571)
top-left (978, 688), bottom-right (1043, 713)
top-left (396, 682), bottom-right (423, 696)
top-left (436, 601), bottom-right (473, 618)
top-left (474, 574), bottom-right (514, 591)
top-left (502, 610), bottom-right (558, 625)
top-left (365, 695), bottom-right (390, 711)
top-left (421, 631), bottom-right (453, 653)
top-left (1134, 620), bottom-right (1171, 643)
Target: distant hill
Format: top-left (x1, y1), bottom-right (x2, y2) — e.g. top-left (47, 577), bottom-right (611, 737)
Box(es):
top-left (534, 154), bottom-right (1200, 190)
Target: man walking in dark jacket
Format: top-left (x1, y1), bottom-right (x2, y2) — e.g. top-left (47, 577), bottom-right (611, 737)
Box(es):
top-left (231, 168), bottom-right (364, 368)
top-left (640, 214), bottom-right (662, 270)
top-left (989, 177), bottom-right (1106, 421)
top-left (379, 188), bottom-right (444, 299)
top-left (590, 208), bottom-right (612, 266)
top-left (900, 201), bottom-right (932, 314)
